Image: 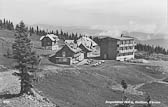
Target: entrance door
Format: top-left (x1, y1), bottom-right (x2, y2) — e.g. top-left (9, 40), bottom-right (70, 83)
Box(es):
top-left (103, 54), bottom-right (108, 59)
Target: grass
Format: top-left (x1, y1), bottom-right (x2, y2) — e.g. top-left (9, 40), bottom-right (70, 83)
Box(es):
top-left (138, 82), bottom-right (168, 106)
top-left (34, 60), bottom-right (168, 107)
top-left (1, 29), bottom-right (168, 107)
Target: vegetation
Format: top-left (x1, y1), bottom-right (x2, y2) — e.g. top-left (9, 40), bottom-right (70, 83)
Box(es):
top-left (0, 18), bottom-right (14, 30)
top-left (12, 21), bottom-right (40, 95)
top-left (120, 80), bottom-right (129, 107)
top-left (136, 43), bottom-right (168, 55)
top-left (145, 94), bottom-right (151, 107)
top-left (0, 18), bottom-right (93, 42)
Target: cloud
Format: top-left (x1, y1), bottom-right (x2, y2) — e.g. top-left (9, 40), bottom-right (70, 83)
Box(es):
top-left (1, 0), bottom-right (166, 26)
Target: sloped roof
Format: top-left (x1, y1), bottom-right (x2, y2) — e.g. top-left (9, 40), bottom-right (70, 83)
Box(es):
top-left (99, 35), bottom-right (134, 40)
top-left (57, 43), bottom-right (81, 54)
top-left (79, 43), bottom-right (92, 52)
top-left (66, 43), bottom-right (82, 53)
top-left (77, 36), bottom-right (97, 47)
top-left (64, 40), bottom-right (74, 45)
top-left (40, 34), bottom-right (59, 41)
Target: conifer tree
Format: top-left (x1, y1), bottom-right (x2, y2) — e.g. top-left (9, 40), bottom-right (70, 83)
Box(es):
top-left (0, 19), bottom-right (2, 29)
top-left (12, 21), bottom-right (40, 95)
top-left (36, 26), bottom-right (39, 35)
top-left (56, 30), bottom-right (59, 35)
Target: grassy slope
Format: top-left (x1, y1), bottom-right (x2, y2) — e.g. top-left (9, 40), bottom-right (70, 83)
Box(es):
top-left (34, 61), bottom-right (167, 107)
top-left (139, 82), bottom-right (168, 106)
top-left (1, 29), bottom-right (168, 107)
top-left (0, 29), bottom-right (44, 66)
top-left (0, 30), bottom-right (15, 66)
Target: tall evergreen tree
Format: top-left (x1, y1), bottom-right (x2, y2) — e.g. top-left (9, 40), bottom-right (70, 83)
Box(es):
top-left (12, 21), bottom-right (39, 95)
top-left (60, 29), bottom-right (63, 35)
top-left (0, 19), bottom-right (2, 29)
top-left (56, 30), bottom-right (59, 35)
top-left (36, 26), bottom-right (39, 35)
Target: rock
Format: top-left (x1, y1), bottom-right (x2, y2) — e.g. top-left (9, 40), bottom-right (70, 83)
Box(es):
top-left (3, 100), bottom-right (10, 104)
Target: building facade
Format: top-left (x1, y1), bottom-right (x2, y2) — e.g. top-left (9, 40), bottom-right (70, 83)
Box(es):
top-left (49, 43), bottom-right (84, 65)
top-left (100, 36), bottom-right (136, 61)
top-left (40, 34), bottom-right (59, 50)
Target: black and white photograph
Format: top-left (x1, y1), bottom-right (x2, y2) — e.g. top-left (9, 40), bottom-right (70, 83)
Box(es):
top-left (0, 0), bottom-right (168, 107)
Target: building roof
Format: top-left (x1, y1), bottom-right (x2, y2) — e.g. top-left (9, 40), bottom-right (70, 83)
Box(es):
top-left (79, 43), bottom-right (92, 52)
top-left (40, 34), bottom-right (59, 41)
top-left (99, 35), bottom-right (134, 40)
top-left (64, 40), bottom-right (74, 45)
top-left (64, 43), bottom-right (82, 53)
top-left (77, 36), bottom-right (97, 47)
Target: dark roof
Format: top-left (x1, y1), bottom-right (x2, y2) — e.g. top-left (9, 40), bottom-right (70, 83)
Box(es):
top-left (65, 43), bottom-right (82, 53)
top-left (79, 43), bottom-right (92, 52)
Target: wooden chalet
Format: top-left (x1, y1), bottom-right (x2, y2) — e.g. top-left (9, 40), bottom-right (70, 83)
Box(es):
top-left (40, 34), bottom-right (59, 50)
top-left (79, 43), bottom-right (92, 58)
top-left (49, 43), bottom-right (84, 65)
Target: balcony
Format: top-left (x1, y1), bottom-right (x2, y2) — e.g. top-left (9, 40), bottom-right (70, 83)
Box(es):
top-left (118, 49), bottom-right (135, 53)
top-left (119, 43), bottom-right (136, 47)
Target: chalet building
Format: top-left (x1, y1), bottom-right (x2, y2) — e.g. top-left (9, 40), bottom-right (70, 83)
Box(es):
top-left (77, 36), bottom-right (98, 58)
top-left (77, 36), bottom-right (97, 48)
top-left (40, 34), bottom-right (59, 50)
top-left (100, 35), bottom-right (136, 61)
top-left (79, 43), bottom-right (92, 58)
top-left (49, 43), bottom-right (84, 65)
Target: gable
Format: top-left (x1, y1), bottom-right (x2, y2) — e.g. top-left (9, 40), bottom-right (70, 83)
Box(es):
top-left (55, 45), bottom-right (75, 57)
top-left (79, 44), bottom-right (92, 52)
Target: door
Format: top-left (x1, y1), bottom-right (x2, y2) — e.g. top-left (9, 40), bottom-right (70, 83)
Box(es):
top-left (103, 54), bottom-right (108, 59)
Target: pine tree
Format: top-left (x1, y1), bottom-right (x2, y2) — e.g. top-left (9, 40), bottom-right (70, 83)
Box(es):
top-left (0, 19), bottom-right (2, 29)
top-left (3, 18), bottom-right (6, 29)
top-left (56, 30), bottom-right (59, 35)
top-left (60, 29), bottom-right (63, 35)
top-left (36, 26), bottom-right (39, 35)
top-left (12, 21), bottom-right (39, 95)
top-left (121, 80), bottom-right (128, 105)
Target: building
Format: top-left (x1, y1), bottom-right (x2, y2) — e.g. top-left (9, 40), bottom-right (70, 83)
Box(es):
top-left (49, 43), bottom-right (84, 65)
top-left (100, 35), bottom-right (136, 61)
top-left (77, 36), bottom-right (98, 58)
top-left (40, 34), bottom-right (59, 50)
top-left (79, 43), bottom-right (92, 58)
top-left (77, 36), bottom-right (97, 48)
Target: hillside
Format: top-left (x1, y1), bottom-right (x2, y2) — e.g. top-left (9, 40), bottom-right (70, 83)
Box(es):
top-left (0, 29), bottom-right (168, 107)
top-left (34, 60), bottom-right (168, 107)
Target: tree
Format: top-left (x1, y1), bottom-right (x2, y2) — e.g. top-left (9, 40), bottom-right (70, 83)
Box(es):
top-left (60, 29), bottom-right (63, 35)
top-left (0, 19), bottom-right (2, 29)
top-left (121, 80), bottom-right (128, 105)
top-left (56, 30), bottom-right (59, 35)
top-left (36, 26), bottom-right (39, 35)
top-left (12, 21), bottom-right (39, 96)
top-left (121, 80), bottom-right (127, 92)
top-left (145, 94), bottom-right (151, 107)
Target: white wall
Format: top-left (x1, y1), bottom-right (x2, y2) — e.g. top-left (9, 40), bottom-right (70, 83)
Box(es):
top-left (116, 54), bottom-right (134, 61)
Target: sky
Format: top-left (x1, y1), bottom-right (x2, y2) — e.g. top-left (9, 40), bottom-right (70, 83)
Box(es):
top-left (0, 0), bottom-right (167, 34)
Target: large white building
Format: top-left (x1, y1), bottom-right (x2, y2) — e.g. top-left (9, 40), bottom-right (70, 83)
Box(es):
top-left (100, 35), bottom-right (136, 61)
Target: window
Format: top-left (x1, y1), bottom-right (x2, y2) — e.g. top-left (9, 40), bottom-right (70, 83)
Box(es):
top-left (62, 51), bottom-right (66, 57)
top-left (47, 42), bottom-right (51, 45)
top-left (62, 58), bottom-right (67, 62)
